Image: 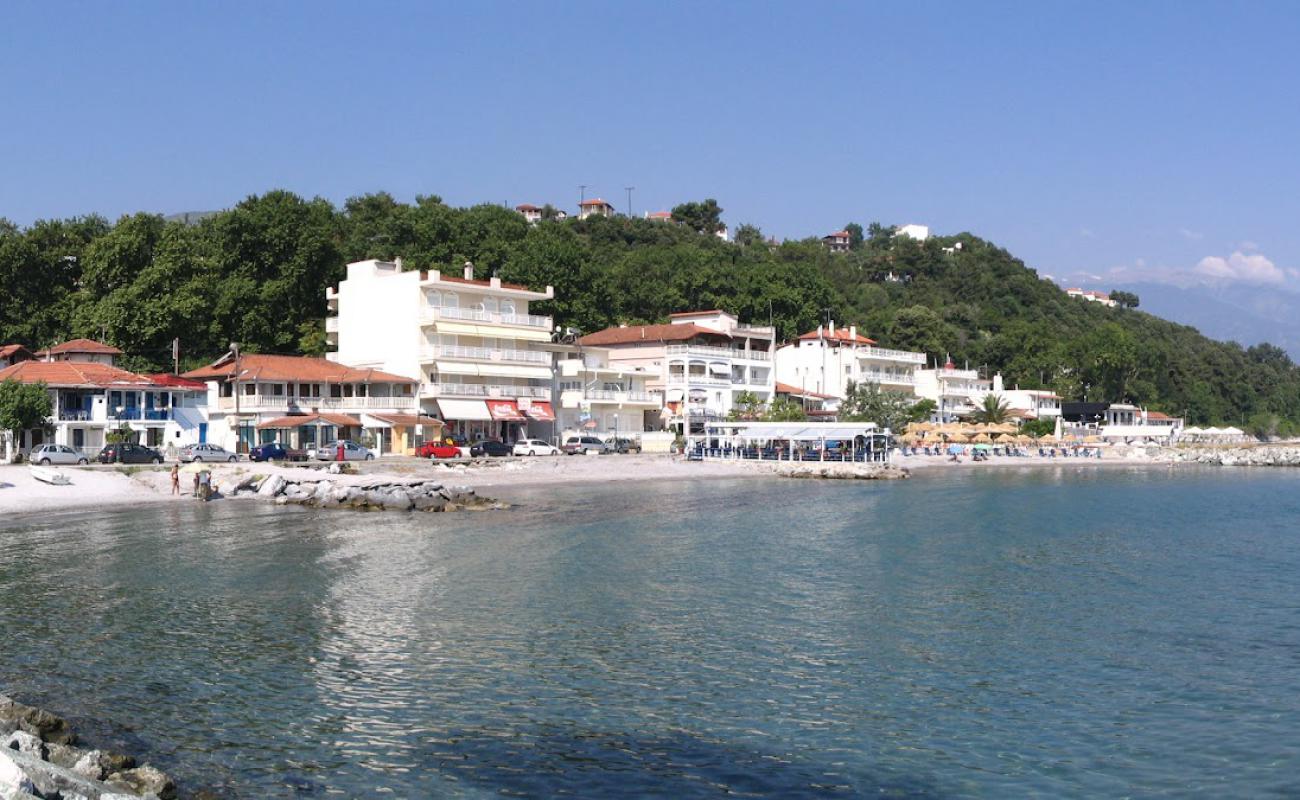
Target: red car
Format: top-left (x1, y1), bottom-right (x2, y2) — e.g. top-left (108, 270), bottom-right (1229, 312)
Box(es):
top-left (416, 440), bottom-right (463, 459)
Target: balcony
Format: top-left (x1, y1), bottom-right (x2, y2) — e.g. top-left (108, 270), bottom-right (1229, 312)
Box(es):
top-left (665, 344), bottom-right (771, 362)
top-left (857, 370), bottom-right (916, 385)
top-left (666, 374), bottom-right (730, 387)
top-left (583, 389), bottom-right (658, 405)
top-left (858, 346), bottom-right (925, 364)
top-left (419, 306), bottom-right (552, 330)
top-left (421, 383), bottom-right (551, 399)
top-left (215, 395), bottom-right (416, 412)
top-left (417, 345), bottom-right (551, 365)
top-left (937, 368), bottom-right (980, 379)
top-left (325, 317), bottom-right (339, 333)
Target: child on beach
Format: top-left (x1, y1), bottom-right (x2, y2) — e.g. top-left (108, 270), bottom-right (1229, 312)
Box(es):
top-left (170, 464), bottom-right (180, 495)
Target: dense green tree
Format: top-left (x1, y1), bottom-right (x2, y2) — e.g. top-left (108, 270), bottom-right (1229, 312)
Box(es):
top-left (844, 222), bottom-right (864, 251)
top-left (670, 199), bottom-right (724, 234)
top-left (838, 380), bottom-right (918, 432)
top-left (1110, 289), bottom-right (1140, 309)
top-left (0, 379), bottom-right (52, 455)
top-left (973, 394), bottom-right (1011, 424)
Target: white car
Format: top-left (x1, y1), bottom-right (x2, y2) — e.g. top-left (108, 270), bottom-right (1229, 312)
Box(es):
top-left (28, 444), bottom-right (89, 466)
top-left (179, 442), bottom-right (238, 463)
top-left (312, 440), bottom-right (375, 461)
top-left (513, 439), bottom-right (560, 456)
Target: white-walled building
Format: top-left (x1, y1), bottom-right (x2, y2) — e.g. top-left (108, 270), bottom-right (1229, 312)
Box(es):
top-left (578, 198), bottom-right (616, 219)
top-left (579, 310), bottom-right (775, 434)
top-left (326, 258), bottom-right (558, 442)
top-left (554, 347), bottom-right (660, 439)
top-left (822, 230), bottom-right (850, 253)
top-left (1066, 288), bottom-right (1118, 307)
top-left (774, 322), bottom-right (925, 401)
top-left (978, 374), bottom-right (1062, 420)
top-left (184, 353), bottom-right (421, 455)
top-left (0, 339), bottom-right (205, 456)
top-left (896, 223), bottom-right (930, 241)
top-left (914, 362), bottom-right (993, 421)
top-left (515, 203), bottom-right (543, 224)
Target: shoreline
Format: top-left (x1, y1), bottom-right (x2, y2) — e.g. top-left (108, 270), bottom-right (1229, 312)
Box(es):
top-left (0, 450), bottom-right (1234, 520)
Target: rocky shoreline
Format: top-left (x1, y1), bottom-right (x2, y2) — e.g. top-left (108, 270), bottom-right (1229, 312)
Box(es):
top-left (1, 694), bottom-right (175, 799)
top-left (229, 469), bottom-right (504, 512)
top-left (766, 462), bottom-right (910, 480)
top-left (1158, 445), bottom-right (1300, 467)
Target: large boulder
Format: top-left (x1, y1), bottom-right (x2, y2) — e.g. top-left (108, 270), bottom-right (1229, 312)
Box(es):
top-left (106, 765), bottom-right (176, 799)
top-left (0, 750), bottom-right (38, 797)
top-left (256, 475), bottom-right (287, 497)
top-left (0, 696), bottom-right (73, 745)
top-left (4, 730), bottom-right (46, 759)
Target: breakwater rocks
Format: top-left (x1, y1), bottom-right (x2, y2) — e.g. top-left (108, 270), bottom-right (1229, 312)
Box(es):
top-left (767, 462), bottom-right (910, 480)
top-left (230, 472), bottom-right (504, 512)
top-left (0, 694), bottom-right (173, 799)
top-left (1160, 446), bottom-right (1300, 467)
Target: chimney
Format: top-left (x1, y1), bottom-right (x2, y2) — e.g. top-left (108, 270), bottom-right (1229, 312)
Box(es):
top-left (849, 324), bottom-right (857, 342)
top-left (394, 256), bottom-right (404, 271)
top-left (993, 372), bottom-right (1004, 393)
top-left (828, 320), bottom-right (836, 335)
top-left (463, 261), bottom-right (474, 280)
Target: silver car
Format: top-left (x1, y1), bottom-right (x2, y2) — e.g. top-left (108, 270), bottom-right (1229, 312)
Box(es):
top-left (312, 440), bottom-right (375, 461)
top-left (28, 444), bottom-right (89, 465)
top-left (179, 443), bottom-right (238, 463)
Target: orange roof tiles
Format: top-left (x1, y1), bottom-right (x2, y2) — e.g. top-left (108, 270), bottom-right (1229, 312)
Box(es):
top-left (38, 338), bottom-right (123, 356)
top-left (183, 354), bottom-right (415, 384)
top-left (256, 413), bottom-right (363, 429)
top-left (775, 381), bottom-right (836, 400)
top-left (579, 198), bottom-right (613, 207)
top-left (795, 328), bottom-right (877, 345)
top-left (0, 344), bottom-right (32, 360)
top-left (579, 323), bottom-right (731, 347)
top-left (0, 360), bottom-right (155, 388)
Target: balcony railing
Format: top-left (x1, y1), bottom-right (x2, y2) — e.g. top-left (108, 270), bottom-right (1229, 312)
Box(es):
top-left (666, 374), bottom-right (730, 387)
top-left (325, 317), bottom-right (339, 332)
top-left (857, 370), bottom-right (916, 385)
top-left (583, 389), bottom-right (657, 403)
top-left (420, 306), bottom-right (552, 329)
top-left (216, 395), bottom-right (416, 412)
top-left (858, 346), bottom-right (925, 364)
top-left (665, 344), bottom-right (771, 362)
top-left (421, 383), bottom-right (551, 399)
top-left (417, 345), bottom-right (551, 364)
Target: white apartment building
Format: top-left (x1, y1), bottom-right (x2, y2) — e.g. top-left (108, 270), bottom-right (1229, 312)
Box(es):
top-left (914, 363), bottom-right (993, 421)
top-left (326, 259), bottom-right (557, 442)
top-left (0, 339), bottom-right (205, 456)
top-left (978, 374), bottom-right (1062, 420)
top-left (579, 310), bottom-right (775, 435)
top-left (184, 353), bottom-right (420, 455)
top-left (896, 223), bottom-right (930, 241)
top-left (822, 230), bottom-right (850, 253)
top-left (578, 198), bottom-right (616, 219)
top-left (554, 346), bottom-right (660, 439)
top-left (774, 322), bottom-right (925, 403)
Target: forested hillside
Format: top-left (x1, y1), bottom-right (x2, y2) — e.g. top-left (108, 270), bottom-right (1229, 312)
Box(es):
top-left (2, 190), bottom-right (1297, 430)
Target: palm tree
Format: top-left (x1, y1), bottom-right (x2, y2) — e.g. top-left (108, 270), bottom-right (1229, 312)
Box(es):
top-left (973, 394), bottom-right (1011, 425)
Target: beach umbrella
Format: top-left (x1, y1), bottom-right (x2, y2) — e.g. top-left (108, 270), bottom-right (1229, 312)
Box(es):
top-left (1083, 435), bottom-right (1101, 443)
top-left (971, 433), bottom-right (992, 443)
top-left (179, 462), bottom-right (211, 475)
top-left (946, 444), bottom-right (964, 455)
top-left (972, 443), bottom-right (992, 450)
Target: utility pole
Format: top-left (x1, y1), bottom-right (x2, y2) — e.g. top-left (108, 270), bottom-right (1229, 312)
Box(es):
top-left (579, 184), bottom-right (588, 203)
top-left (624, 186), bottom-right (635, 217)
top-left (172, 338), bottom-right (180, 375)
top-left (230, 342), bottom-right (241, 453)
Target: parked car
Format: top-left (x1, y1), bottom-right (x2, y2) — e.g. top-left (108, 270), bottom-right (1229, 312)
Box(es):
top-left (604, 437), bottom-right (642, 454)
top-left (419, 441), bottom-right (465, 459)
top-left (311, 440), bottom-right (375, 461)
top-left (179, 443), bottom-right (237, 463)
top-left (28, 444), bottom-right (89, 466)
top-left (97, 443), bottom-right (164, 464)
top-left (513, 439), bottom-right (560, 457)
top-left (562, 436), bottom-right (608, 455)
top-left (470, 439), bottom-right (514, 457)
top-left (249, 441), bottom-right (308, 462)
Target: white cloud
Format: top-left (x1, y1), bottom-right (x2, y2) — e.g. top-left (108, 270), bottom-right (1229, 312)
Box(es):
top-left (1239, 240), bottom-right (1260, 251)
top-left (1179, 228), bottom-right (1204, 240)
top-left (1194, 251), bottom-right (1286, 285)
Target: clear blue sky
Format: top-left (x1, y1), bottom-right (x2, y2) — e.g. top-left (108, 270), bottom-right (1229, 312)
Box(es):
top-left (3, 1), bottom-right (1298, 291)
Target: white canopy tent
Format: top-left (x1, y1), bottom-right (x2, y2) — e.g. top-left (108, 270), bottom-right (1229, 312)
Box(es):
top-left (702, 421), bottom-right (889, 462)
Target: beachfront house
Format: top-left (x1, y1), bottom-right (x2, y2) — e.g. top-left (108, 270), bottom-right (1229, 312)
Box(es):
top-left (773, 322), bottom-right (925, 402)
top-left (1061, 402), bottom-right (1184, 443)
top-left (183, 353), bottom-right (424, 456)
top-left (976, 374), bottom-right (1062, 421)
top-left (0, 338), bottom-right (205, 456)
top-left (579, 310), bottom-right (775, 435)
top-left (554, 346), bottom-right (660, 440)
top-left (914, 362), bottom-right (993, 422)
top-left (773, 382), bottom-right (837, 417)
top-left (326, 258), bottom-right (558, 443)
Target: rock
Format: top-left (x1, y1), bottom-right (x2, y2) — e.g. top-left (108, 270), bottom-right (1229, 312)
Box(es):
top-left (3, 730), bottom-right (46, 759)
top-left (381, 489), bottom-right (414, 511)
top-left (1, 747), bottom-right (134, 800)
top-left (412, 493), bottom-right (447, 512)
top-left (107, 765), bottom-right (176, 799)
top-left (256, 475), bottom-right (287, 497)
top-left (44, 741), bottom-right (83, 769)
top-left (73, 749), bottom-right (111, 781)
top-left (0, 696), bottom-right (74, 745)
top-left (0, 751), bottom-right (38, 797)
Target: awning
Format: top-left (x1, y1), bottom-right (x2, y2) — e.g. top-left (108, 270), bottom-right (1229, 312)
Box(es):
top-left (256, 413), bottom-right (361, 429)
top-left (476, 364), bottom-right (553, 379)
top-left (435, 399), bottom-right (491, 421)
top-left (435, 361), bottom-right (482, 376)
top-left (709, 362), bottom-right (730, 376)
top-left (520, 401), bottom-right (555, 421)
top-left (487, 400), bottom-right (525, 421)
top-left (665, 388), bottom-right (684, 402)
top-left (365, 413), bottom-right (445, 429)
top-left (431, 321), bottom-right (552, 342)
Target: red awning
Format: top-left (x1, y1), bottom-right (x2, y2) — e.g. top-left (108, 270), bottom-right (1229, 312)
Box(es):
top-left (520, 401), bottom-right (555, 421)
top-left (486, 400), bottom-right (525, 421)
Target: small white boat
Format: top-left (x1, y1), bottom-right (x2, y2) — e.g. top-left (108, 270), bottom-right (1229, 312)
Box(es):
top-left (29, 464), bottom-right (71, 486)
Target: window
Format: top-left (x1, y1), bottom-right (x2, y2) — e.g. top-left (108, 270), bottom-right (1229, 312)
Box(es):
top-left (330, 384), bottom-right (343, 398)
top-left (483, 298), bottom-right (498, 314)
top-left (244, 383), bottom-right (256, 396)
top-left (357, 384), bottom-right (368, 397)
top-left (442, 292), bottom-right (458, 309)
top-left (270, 383), bottom-right (284, 396)
top-left (500, 300), bottom-right (516, 315)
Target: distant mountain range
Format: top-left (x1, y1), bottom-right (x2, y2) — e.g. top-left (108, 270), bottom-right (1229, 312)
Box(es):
top-left (1111, 282), bottom-right (1300, 359)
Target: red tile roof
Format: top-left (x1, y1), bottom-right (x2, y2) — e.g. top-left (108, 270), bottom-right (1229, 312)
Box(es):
top-left (579, 323), bottom-right (731, 347)
top-left (0, 360), bottom-right (154, 388)
top-left (0, 344), bottom-right (32, 361)
top-left (367, 413), bottom-right (445, 427)
top-left (1146, 411), bottom-right (1172, 420)
top-left (37, 338), bottom-right (123, 356)
top-left (668, 310), bottom-right (726, 318)
top-left (775, 381), bottom-right (836, 400)
top-left (795, 328), bottom-right (876, 345)
top-left (646, 211), bottom-right (673, 219)
top-left (144, 373), bottom-right (208, 390)
top-left (579, 198), bottom-right (613, 207)
top-left (515, 203), bottom-right (540, 212)
top-left (183, 354), bottom-right (416, 384)
top-left (824, 231), bottom-right (849, 239)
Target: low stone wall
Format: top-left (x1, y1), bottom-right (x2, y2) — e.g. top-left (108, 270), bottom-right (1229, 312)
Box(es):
top-left (1, 694), bottom-right (174, 799)
top-left (230, 472), bottom-right (504, 512)
top-left (1159, 446), bottom-right (1300, 467)
top-left (766, 462), bottom-right (910, 481)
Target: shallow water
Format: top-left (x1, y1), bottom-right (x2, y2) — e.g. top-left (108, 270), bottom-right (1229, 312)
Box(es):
top-left (2, 466), bottom-right (1299, 797)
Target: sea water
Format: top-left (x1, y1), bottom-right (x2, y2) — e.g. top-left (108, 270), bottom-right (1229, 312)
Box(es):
top-left (2, 466), bottom-right (1298, 797)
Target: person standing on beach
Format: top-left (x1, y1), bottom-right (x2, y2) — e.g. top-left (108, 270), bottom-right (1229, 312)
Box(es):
top-left (170, 464), bottom-right (180, 495)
